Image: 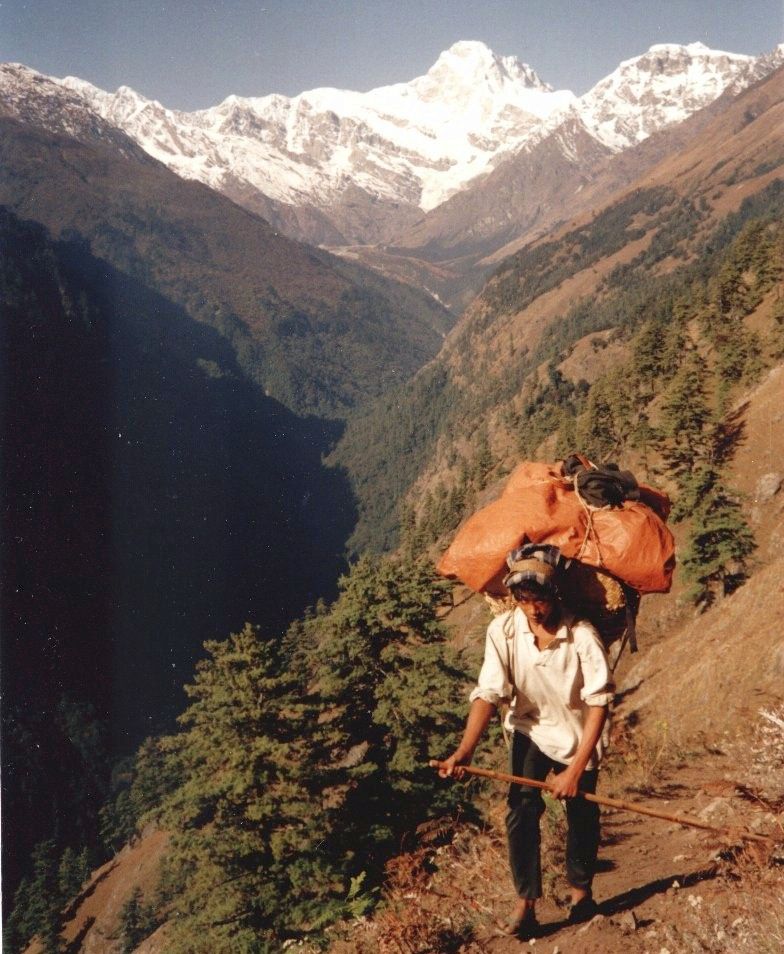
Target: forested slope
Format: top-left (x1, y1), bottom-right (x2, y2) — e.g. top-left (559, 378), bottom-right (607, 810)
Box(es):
top-left (333, 64), bottom-right (784, 556)
top-left (6, 57), bottom-right (784, 954)
top-left (0, 77), bottom-right (451, 918)
top-left (0, 208), bottom-right (357, 910)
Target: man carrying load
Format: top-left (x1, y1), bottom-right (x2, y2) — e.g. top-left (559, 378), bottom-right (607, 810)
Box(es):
top-left (438, 544), bottom-right (614, 939)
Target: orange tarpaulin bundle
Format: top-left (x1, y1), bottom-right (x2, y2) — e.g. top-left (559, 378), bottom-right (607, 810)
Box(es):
top-left (436, 460), bottom-right (675, 596)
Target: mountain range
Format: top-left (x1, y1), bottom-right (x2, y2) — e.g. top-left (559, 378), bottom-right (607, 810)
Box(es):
top-left (27, 39), bottom-right (782, 303)
top-left (0, 62), bottom-right (453, 417)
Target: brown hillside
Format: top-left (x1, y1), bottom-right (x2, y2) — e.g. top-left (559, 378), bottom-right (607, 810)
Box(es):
top-left (335, 365), bottom-right (783, 954)
top-left (25, 831), bottom-right (168, 954)
top-left (395, 68), bottom-right (784, 505)
top-left (491, 64), bottom-right (784, 266)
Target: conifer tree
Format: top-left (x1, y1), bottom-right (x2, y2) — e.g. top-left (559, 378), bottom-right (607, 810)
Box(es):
top-left (4, 840), bottom-right (63, 954)
top-left (117, 887), bottom-right (157, 954)
top-left (160, 624), bottom-right (341, 953)
top-left (472, 429), bottom-right (494, 489)
top-left (306, 556), bottom-right (468, 884)
top-left (657, 350), bottom-right (714, 518)
top-left (631, 321), bottom-right (667, 398)
top-left (771, 296), bottom-right (784, 358)
top-left (56, 846), bottom-right (90, 900)
top-left (99, 736), bottom-right (183, 852)
top-left (682, 485), bottom-right (757, 608)
top-left (575, 368), bottom-right (635, 461)
top-left (4, 877), bottom-right (34, 954)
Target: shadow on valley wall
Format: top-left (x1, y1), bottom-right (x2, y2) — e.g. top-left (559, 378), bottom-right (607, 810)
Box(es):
top-left (1, 210), bottom-right (357, 894)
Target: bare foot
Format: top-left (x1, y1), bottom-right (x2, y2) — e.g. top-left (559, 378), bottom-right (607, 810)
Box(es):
top-left (502, 899), bottom-right (538, 937)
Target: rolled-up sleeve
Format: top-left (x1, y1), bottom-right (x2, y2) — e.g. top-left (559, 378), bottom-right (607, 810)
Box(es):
top-left (468, 620), bottom-right (513, 707)
top-left (575, 623), bottom-right (615, 707)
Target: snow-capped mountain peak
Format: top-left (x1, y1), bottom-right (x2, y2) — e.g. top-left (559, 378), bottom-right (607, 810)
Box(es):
top-left (45, 42), bottom-right (575, 215)
top-left (575, 42), bottom-right (766, 151)
top-left (415, 40), bottom-right (551, 97)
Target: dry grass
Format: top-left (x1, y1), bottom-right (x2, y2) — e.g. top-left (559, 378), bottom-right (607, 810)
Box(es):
top-left (603, 715), bottom-right (688, 797)
top-left (326, 821), bottom-right (483, 954)
top-left (663, 703), bottom-right (784, 954)
top-left (745, 703), bottom-right (784, 806)
top-left (651, 840), bottom-right (784, 954)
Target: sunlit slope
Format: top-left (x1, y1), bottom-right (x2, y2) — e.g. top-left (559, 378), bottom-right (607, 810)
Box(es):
top-left (332, 65), bottom-right (784, 553)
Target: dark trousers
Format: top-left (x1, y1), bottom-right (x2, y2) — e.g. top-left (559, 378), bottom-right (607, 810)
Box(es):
top-left (506, 731), bottom-right (600, 900)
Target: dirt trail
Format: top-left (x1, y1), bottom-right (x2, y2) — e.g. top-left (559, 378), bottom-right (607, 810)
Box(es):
top-left (468, 751), bottom-right (778, 954)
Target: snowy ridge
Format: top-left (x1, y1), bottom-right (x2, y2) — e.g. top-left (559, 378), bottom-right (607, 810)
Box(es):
top-left (573, 42), bottom-right (767, 151)
top-left (56, 41), bottom-right (575, 211)
top-left (0, 63), bottom-right (149, 160)
top-left (2, 39), bottom-right (782, 241)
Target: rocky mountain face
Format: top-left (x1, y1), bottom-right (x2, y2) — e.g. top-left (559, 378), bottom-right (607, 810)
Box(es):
top-left (50, 42), bottom-right (573, 246)
top-left (26, 40), bottom-right (782, 282)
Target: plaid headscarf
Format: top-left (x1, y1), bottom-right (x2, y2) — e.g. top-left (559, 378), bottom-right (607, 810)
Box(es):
top-left (503, 543), bottom-right (565, 593)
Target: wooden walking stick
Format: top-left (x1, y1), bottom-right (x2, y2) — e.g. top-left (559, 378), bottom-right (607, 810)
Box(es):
top-left (428, 761), bottom-right (780, 847)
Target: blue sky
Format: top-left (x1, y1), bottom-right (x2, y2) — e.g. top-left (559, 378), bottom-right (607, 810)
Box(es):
top-left (2, 0), bottom-right (783, 110)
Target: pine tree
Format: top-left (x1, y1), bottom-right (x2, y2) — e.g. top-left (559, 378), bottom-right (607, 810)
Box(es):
top-left (5, 840), bottom-right (63, 954)
top-left (306, 556), bottom-right (469, 884)
top-left (56, 846), bottom-right (88, 900)
top-left (4, 876), bottom-right (34, 954)
top-left (99, 737), bottom-right (182, 853)
top-left (575, 367), bottom-right (635, 461)
top-left (631, 320), bottom-right (667, 398)
top-left (472, 429), bottom-right (494, 489)
top-left (117, 887), bottom-right (157, 954)
top-left (771, 295), bottom-right (784, 358)
top-left (713, 256), bottom-right (751, 320)
top-left (682, 486), bottom-right (756, 609)
top-left (714, 327), bottom-right (763, 410)
top-left (658, 350), bottom-right (714, 517)
top-left (159, 624), bottom-right (340, 953)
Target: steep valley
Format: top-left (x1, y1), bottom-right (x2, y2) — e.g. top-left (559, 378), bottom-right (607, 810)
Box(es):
top-left (0, 67), bottom-right (453, 916)
top-left (1, 209), bottom-right (361, 898)
top-left (3, 44), bottom-right (784, 954)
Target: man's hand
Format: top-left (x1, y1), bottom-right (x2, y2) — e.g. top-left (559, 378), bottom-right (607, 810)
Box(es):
top-left (549, 766), bottom-right (582, 799)
top-left (438, 698), bottom-right (496, 780)
top-left (438, 750), bottom-right (472, 779)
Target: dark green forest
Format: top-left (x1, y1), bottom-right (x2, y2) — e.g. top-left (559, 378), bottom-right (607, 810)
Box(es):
top-left (5, 554), bottom-right (471, 953)
top-left (0, 208), bottom-right (357, 913)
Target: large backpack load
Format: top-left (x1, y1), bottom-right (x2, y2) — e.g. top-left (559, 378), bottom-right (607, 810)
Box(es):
top-left (436, 454), bottom-right (675, 654)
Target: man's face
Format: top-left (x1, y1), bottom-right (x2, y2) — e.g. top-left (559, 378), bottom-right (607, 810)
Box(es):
top-left (515, 594), bottom-right (555, 626)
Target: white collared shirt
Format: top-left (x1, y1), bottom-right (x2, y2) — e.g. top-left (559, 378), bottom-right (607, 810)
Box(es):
top-left (469, 607), bottom-right (614, 768)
